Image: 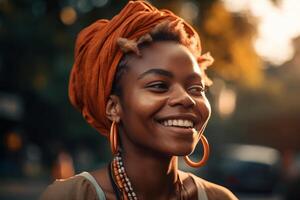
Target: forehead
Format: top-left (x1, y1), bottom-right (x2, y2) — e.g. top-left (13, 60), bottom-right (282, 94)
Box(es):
top-left (126, 41), bottom-right (202, 77)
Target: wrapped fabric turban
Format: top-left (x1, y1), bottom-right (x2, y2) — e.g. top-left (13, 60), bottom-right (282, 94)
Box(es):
top-left (69, 0), bottom-right (211, 137)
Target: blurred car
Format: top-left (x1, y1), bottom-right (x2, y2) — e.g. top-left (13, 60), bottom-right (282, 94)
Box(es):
top-left (206, 144), bottom-right (281, 194)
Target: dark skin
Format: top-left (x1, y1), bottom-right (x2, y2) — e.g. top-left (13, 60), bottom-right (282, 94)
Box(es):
top-left (91, 41), bottom-right (238, 200)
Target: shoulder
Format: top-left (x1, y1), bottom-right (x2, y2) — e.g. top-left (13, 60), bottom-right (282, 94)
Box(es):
top-left (188, 173), bottom-right (238, 200)
top-left (39, 174), bottom-right (98, 200)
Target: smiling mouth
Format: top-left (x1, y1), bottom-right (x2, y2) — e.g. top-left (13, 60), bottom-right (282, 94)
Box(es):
top-left (158, 119), bottom-right (194, 129)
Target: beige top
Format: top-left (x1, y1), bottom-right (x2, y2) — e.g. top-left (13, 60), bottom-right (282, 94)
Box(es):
top-left (39, 172), bottom-right (208, 200)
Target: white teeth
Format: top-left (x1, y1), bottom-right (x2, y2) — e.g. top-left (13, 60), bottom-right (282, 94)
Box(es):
top-left (173, 120), bottom-right (178, 126)
top-left (178, 119), bottom-right (183, 126)
top-left (184, 120), bottom-right (189, 127)
top-left (160, 119), bottom-right (194, 128)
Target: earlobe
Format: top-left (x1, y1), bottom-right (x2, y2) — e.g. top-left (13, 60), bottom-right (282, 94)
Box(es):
top-left (106, 95), bottom-right (121, 122)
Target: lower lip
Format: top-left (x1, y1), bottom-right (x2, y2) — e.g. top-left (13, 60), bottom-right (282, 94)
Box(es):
top-left (157, 123), bottom-right (197, 136)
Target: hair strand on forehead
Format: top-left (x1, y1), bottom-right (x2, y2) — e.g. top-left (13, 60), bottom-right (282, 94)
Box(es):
top-left (137, 33), bottom-right (153, 45)
top-left (117, 38), bottom-right (141, 56)
top-left (117, 20), bottom-right (190, 56)
top-left (113, 20), bottom-right (214, 97)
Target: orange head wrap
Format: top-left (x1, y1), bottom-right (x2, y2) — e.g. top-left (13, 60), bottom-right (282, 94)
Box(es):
top-left (68, 0), bottom-right (211, 137)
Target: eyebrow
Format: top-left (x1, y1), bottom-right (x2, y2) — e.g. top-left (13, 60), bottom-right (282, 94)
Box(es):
top-left (187, 73), bottom-right (203, 82)
top-left (137, 68), bottom-right (174, 80)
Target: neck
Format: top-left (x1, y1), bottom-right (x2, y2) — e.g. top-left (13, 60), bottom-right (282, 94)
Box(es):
top-left (120, 147), bottom-right (180, 200)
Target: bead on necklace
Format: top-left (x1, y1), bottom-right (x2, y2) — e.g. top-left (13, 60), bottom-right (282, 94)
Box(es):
top-left (111, 152), bottom-right (185, 200)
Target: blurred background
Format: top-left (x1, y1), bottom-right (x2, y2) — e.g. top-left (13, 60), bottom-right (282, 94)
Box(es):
top-left (1, 0), bottom-right (300, 199)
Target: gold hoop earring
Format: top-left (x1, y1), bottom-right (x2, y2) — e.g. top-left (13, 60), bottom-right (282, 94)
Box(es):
top-left (110, 121), bottom-right (118, 155)
top-left (184, 134), bottom-right (210, 168)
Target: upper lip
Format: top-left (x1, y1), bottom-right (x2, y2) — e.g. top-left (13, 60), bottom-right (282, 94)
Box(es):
top-left (155, 113), bottom-right (199, 124)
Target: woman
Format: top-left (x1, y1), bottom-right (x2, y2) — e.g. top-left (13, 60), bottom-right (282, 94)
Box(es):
top-left (40, 1), bottom-right (238, 200)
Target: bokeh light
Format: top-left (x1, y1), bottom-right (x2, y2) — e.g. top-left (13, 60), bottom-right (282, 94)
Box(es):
top-left (5, 131), bottom-right (22, 152)
top-left (60, 6), bottom-right (77, 25)
top-left (222, 0), bottom-right (300, 65)
top-left (218, 87), bottom-right (236, 118)
top-left (179, 1), bottom-right (199, 23)
top-left (53, 152), bottom-right (75, 179)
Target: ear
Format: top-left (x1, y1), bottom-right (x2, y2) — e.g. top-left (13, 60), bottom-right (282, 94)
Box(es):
top-left (106, 95), bottom-right (122, 123)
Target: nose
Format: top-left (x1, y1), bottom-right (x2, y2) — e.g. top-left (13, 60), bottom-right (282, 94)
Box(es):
top-left (168, 84), bottom-right (196, 108)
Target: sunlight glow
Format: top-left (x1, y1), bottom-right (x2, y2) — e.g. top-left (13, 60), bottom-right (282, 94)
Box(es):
top-left (218, 87), bottom-right (236, 118)
top-left (222, 0), bottom-right (300, 65)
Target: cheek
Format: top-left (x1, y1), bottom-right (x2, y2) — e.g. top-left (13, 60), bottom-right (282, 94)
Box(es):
top-left (120, 91), bottom-right (167, 144)
top-left (122, 89), bottom-right (166, 121)
top-left (204, 97), bottom-right (211, 119)
top-left (197, 96), bottom-right (211, 123)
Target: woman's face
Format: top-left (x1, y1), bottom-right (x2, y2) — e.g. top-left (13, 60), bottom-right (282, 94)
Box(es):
top-left (117, 41), bottom-right (211, 156)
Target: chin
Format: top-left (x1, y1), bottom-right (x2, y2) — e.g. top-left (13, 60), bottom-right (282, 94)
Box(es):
top-left (164, 143), bottom-right (196, 157)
